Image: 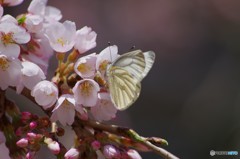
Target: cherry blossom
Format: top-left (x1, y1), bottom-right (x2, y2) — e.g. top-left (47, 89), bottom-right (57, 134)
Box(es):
top-left (45, 21), bottom-right (76, 53)
top-left (0, 1), bottom-right (172, 159)
top-left (96, 45), bottom-right (119, 75)
top-left (22, 33), bottom-right (54, 74)
top-left (0, 21), bottom-right (30, 58)
top-left (74, 53), bottom-right (97, 79)
top-left (91, 92), bottom-right (117, 122)
top-left (50, 94), bottom-right (76, 126)
top-left (28, 0), bottom-right (47, 16)
top-left (17, 61), bottom-right (45, 93)
top-left (31, 80), bottom-right (58, 109)
top-left (0, 15), bottom-right (18, 24)
top-left (64, 148), bottom-right (80, 159)
top-left (44, 6), bottom-right (62, 22)
top-left (72, 79), bottom-right (100, 107)
top-left (24, 14), bottom-right (43, 33)
top-left (0, 55), bottom-right (22, 90)
top-left (74, 26), bottom-right (97, 53)
top-left (28, 0), bottom-right (62, 22)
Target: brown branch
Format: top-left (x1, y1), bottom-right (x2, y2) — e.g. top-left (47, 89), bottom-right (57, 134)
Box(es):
top-left (0, 90), bottom-right (5, 118)
top-left (11, 87), bottom-right (179, 159)
top-left (78, 119), bottom-right (179, 159)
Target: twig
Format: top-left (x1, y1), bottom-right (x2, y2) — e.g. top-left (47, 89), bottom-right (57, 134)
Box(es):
top-left (12, 87), bottom-right (179, 159)
top-left (0, 90), bottom-right (5, 118)
top-left (78, 119), bottom-right (179, 159)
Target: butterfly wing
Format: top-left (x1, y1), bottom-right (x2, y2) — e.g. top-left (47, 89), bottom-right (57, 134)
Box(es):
top-left (142, 51), bottom-right (155, 80)
top-left (107, 50), bottom-right (155, 110)
top-left (112, 50), bottom-right (155, 81)
top-left (107, 66), bottom-right (141, 110)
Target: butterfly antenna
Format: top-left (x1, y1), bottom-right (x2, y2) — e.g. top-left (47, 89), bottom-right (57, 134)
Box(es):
top-left (108, 41), bottom-right (113, 62)
top-left (130, 45), bottom-right (136, 51)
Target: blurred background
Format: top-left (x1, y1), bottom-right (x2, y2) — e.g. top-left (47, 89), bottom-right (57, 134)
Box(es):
top-left (5, 0), bottom-right (240, 158)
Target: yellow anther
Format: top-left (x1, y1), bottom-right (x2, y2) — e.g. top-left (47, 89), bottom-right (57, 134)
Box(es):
top-left (79, 81), bottom-right (93, 97)
top-left (77, 63), bottom-right (90, 73)
top-left (62, 99), bottom-right (71, 110)
top-left (0, 56), bottom-right (9, 71)
top-left (1, 32), bottom-right (14, 45)
top-left (99, 60), bottom-right (109, 72)
top-left (57, 38), bottom-right (65, 46)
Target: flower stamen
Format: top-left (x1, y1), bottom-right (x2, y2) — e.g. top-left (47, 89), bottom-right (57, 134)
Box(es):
top-left (99, 60), bottom-right (109, 72)
top-left (0, 56), bottom-right (9, 71)
top-left (77, 63), bottom-right (90, 73)
top-left (57, 38), bottom-right (65, 47)
top-left (1, 32), bottom-right (14, 45)
top-left (79, 81), bottom-right (93, 97)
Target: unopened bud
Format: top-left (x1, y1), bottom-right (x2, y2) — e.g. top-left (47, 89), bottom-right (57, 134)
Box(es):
top-left (29, 121), bottom-right (37, 130)
top-left (16, 138), bottom-right (28, 148)
top-left (64, 148), bottom-right (79, 159)
top-left (48, 141), bottom-right (60, 155)
top-left (103, 145), bottom-right (120, 159)
top-left (91, 140), bottom-right (101, 150)
top-left (127, 149), bottom-right (142, 159)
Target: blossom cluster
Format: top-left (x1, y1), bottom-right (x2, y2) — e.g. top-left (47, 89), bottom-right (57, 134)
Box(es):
top-left (0, 0), bottom-right (118, 124)
top-left (0, 0), bottom-right (147, 159)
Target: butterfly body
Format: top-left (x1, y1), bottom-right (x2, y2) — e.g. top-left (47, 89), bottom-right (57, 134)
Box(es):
top-left (106, 50), bottom-right (155, 110)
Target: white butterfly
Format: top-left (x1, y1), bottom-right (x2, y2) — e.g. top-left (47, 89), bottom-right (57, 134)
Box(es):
top-left (107, 50), bottom-right (155, 110)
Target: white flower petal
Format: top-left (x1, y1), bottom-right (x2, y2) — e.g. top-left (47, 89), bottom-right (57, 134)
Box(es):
top-left (13, 28), bottom-right (31, 44)
top-left (45, 6), bottom-right (62, 21)
top-left (72, 79), bottom-right (100, 107)
top-left (0, 43), bottom-right (20, 58)
top-left (96, 45), bottom-right (119, 74)
top-left (0, 15), bottom-right (18, 24)
top-left (0, 56), bottom-right (22, 90)
top-left (74, 26), bottom-right (97, 53)
top-left (91, 92), bottom-right (117, 122)
top-left (31, 80), bottom-right (58, 109)
top-left (45, 21), bottom-right (76, 53)
top-left (25, 14), bottom-right (43, 33)
top-left (28, 0), bottom-right (47, 15)
top-left (51, 94), bottom-right (75, 126)
top-left (74, 53), bottom-right (97, 78)
top-left (4, 0), bottom-right (24, 6)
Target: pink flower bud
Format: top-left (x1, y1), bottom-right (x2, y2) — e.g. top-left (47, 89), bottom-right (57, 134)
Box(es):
top-left (64, 148), bottom-right (79, 159)
top-left (26, 151), bottom-right (35, 159)
top-left (16, 138), bottom-right (28, 148)
top-left (27, 132), bottom-right (37, 139)
top-left (91, 140), bottom-right (101, 150)
top-left (48, 141), bottom-right (60, 155)
top-left (21, 112), bottom-right (32, 120)
top-left (127, 149), bottom-right (142, 159)
top-left (29, 121), bottom-right (37, 130)
top-left (103, 145), bottom-right (120, 159)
